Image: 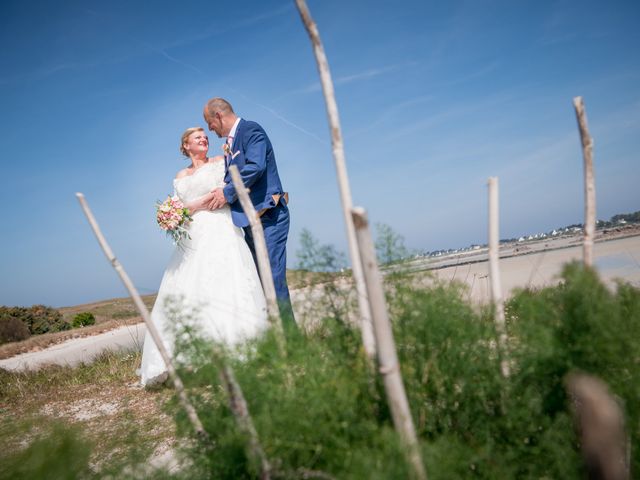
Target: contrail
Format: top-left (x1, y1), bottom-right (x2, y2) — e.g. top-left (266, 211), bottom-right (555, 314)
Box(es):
top-left (145, 44), bottom-right (206, 76)
top-left (229, 87), bottom-right (327, 145)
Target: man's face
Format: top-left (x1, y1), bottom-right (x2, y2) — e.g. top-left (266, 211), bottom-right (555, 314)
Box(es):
top-left (204, 108), bottom-right (224, 138)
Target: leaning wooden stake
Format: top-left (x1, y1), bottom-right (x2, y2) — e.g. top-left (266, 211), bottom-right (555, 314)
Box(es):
top-left (487, 177), bottom-right (510, 378)
top-left (566, 373), bottom-right (629, 480)
top-left (352, 207), bottom-right (427, 480)
top-left (229, 165), bottom-right (286, 355)
top-left (294, 0), bottom-right (376, 361)
top-left (573, 96), bottom-right (596, 267)
top-left (215, 352), bottom-right (272, 479)
top-left (75, 193), bottom-right (207, 440)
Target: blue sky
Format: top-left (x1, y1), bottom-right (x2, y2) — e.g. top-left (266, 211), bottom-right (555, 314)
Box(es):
top-left (1, 0), bottom-right (638, 307)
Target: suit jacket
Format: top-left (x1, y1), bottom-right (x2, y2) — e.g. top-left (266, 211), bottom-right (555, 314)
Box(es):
top-left (222, 119), bottom-right (285, 228)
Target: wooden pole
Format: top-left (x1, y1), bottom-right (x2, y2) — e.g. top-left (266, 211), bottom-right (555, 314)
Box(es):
top-left (216, 356), bottom-right (272, 479)
top-left (566, 373), bottom-right (628, 480)
top-left (75, 193), bottom-right (207, 440)
top-left (487, 177), bottom-right (510, 378)
top-left (573, 96), bottom-right (596, 267)
top-left (294, 0), bottom-right (376, 361)
top-left (229, 165), bottom-right (286, 354)
top-left (351, 207), bottom-right (427, 480)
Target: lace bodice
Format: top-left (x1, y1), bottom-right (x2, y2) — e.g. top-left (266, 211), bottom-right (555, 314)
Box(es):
top-left (173, 160), bottom-right (225, 203)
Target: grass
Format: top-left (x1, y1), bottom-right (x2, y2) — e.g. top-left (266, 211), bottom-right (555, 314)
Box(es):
top-left (1, 262), bottom-right (638, 478)
top-left (0, 350), bottom-right (175, 476)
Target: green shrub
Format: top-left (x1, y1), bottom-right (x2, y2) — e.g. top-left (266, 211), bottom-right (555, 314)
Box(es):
top-left (0, 305), bottom-right (70, 336)
top-left (5, 263), bottom-right (637, 478)
top-left (72, 312), bottom-right (96, 328)
top-left (506, 262), bottom-right (640, 476)
top-left (0, 317), bottom-right (31, 344)
top-left (161, 263), bottom-right (639, 479)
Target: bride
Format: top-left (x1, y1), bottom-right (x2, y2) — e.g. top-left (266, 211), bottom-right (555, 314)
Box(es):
top-left (139, 127), bottom-right (268, 386)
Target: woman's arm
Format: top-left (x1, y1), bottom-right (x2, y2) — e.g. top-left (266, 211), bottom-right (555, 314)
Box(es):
top-left (185, 190), bottom-right (216, 215)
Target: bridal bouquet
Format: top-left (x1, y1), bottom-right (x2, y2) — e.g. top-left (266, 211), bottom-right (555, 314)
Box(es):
top-left (156, 195), bottom-right (192, 245)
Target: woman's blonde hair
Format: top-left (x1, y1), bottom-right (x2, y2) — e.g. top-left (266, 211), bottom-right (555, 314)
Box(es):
top-left (180, 127), bottom-right (205, 157)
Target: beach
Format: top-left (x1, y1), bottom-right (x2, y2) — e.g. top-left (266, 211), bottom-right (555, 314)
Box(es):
top-left (423, 234), bottom-right (640, 303)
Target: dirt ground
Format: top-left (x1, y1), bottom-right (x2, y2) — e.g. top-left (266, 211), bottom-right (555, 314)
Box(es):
top-left (0, 350), bottom-right (177, 471)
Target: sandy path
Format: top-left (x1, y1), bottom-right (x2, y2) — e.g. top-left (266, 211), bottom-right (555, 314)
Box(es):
top-left (2, 235), bottom-right (638, 372)
top-left (0, 323), bottom-right (146, 372)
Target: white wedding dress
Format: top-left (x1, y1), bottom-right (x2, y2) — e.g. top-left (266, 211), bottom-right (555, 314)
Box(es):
top-left (139, 160), bottom-right (268, 386)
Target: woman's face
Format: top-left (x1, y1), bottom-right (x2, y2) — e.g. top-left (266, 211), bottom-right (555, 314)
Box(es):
top-left (184, 131), bottom-right (209, 155)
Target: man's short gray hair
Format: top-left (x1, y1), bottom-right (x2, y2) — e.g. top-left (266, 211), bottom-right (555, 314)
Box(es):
top-left (205, 97), bottom-right (234, 116)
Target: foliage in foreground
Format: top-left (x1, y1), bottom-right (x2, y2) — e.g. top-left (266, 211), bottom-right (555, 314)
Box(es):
top-left (164, 262), bottom-right (639, 479)
top-left (2, 263), bottom-right (638, 479)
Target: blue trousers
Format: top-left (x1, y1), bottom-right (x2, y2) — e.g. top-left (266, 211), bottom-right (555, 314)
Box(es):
top-left (243, 203), bottom-right (295, 326)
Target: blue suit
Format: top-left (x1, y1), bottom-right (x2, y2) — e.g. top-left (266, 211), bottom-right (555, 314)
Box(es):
top-left (222, 119), bottom-right (294, 323)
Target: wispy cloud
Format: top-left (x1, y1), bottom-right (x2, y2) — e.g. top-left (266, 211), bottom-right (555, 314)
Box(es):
top-left (386, 91), bottom-right (517, 142)
top-left (140, 42), bottom-right (206, 76)
top-left (395, 94), bottom-right (436, 109)
top-left (256, 102), bottom-right (326, 144)
top-left (344, 94), bottom-right (436, 140)
top-left (283, 61), bottom-right (418, 97)
top-left (0, 60), bottom-right (98, 86)
top-left (441, 60), bottom-right (500, 87)
top-left (344, 59), bottom-right (500, 141)
top-left (0, 5), bottom-right (292, 86)
top-left (537, 1), bottom-right (609, 47)
top-left (334, 62), bottom-right (417, 87)
top-left (228, 87), bottom-right (327, 145)
top-left (162, 3), bottom-right (295, 50)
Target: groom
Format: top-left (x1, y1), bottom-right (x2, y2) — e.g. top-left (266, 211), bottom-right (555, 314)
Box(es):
top-left (203, 97), bottom-right (295, 326)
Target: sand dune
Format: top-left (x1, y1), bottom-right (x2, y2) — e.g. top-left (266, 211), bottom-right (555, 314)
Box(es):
top-left (2, 234), bottom-right (638, 372)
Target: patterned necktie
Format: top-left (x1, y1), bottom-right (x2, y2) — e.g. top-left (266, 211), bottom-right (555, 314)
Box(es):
top-left (226, 136), bottom-right (233, 167)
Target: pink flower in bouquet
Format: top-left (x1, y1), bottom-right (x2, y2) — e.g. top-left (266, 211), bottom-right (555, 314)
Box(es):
top-left (155, 195), bottom-right (192, 245)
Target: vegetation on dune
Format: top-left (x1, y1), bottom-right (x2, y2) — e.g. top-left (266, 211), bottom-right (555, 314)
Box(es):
top-left (0, 305), bottom-right (70, 344)
top-left (72, 312), bottom-right (97, 328)
top-left (375, 222), bottom-right (411, 265)
top-left (1, 246), bottom-right (638, 478)
top-left (0, 296), bottom-right (155, 350)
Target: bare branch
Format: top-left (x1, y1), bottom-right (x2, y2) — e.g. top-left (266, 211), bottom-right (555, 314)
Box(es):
top-left (294, 0), bottom-right (376, 361)
top-left (487, 177), bottom-right (510, 377)
top-left (566, 373), bottom-right (628, 480)
top-left (573, 96), bottom-right (596, 267)
top-left (75, 192), bottom-right (208, 441)
top-left (352, 206), bottom-right (428, 480)
top-left (229, 165), bottom-right (286, 355)
top-left (216, 354), bottom-right (272, 479)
